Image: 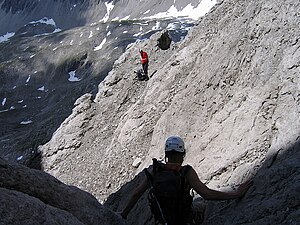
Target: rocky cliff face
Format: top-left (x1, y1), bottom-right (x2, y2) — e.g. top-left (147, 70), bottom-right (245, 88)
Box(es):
top-left (0, 0), bottom-right (196, 166)
top-left (0, 157), bottom-right (125, 225)
top-left (39, 0), bottom-right (300, 224)
top-left (1, 0), bottom-right (300, 224)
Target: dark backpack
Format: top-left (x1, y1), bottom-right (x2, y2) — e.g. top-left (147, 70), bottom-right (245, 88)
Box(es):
top-left (134, 69), bottom-right (149, 81)
top-left (145, 158), bottom-right (193, 225)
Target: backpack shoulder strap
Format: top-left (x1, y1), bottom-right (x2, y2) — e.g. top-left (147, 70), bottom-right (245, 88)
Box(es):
top-left (180, 165), bottom-right (192, 176)
top-left (144, 158), bottom-right (165, 187)
top-left (152, 158), bottom-right (164, 173)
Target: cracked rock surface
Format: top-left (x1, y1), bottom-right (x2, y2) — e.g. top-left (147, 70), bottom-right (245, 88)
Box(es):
top-left (40, 0), bottom-right (300, 224)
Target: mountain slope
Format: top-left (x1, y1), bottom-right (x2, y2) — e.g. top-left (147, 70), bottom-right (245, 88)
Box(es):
top-left (1, 0), bottom-right (205, 165)
top-left (0, 0), bottom-right (216, 35)
top-left (39, 0), bottom-right (300, 224)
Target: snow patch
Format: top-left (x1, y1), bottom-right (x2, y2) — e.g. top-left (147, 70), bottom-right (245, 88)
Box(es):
top-left (120, 16), bottom-right (130, 20)
top-left (94, 38), bottom-right (107, 51)
top-left (89, 31), bottom-right (93, 38)
top-left (20, 120), bottom-right (33, 125)
top-left (2, 98), bottom-right (6, 106)
top-left (38, 86), bottom-right (45, 91)
top-left (68, 71), bottom-right (81, 82)
top-left (53, 28), bottom-right (62, 33)
top-left (133, 32), bottom-right (143, 37)
top-left (145, 0), bottom-right (217, 20)
top-left (0, 32), bottom-right (15, 43)
top-left (100, 2), bottom-right (115, 23)
top-left (29, 17), bottom-right (56, 26)
top-left (26, 75), bottom-right (31, 83)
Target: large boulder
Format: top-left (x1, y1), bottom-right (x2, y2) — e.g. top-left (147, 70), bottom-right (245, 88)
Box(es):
top-left (0, 157), bottom-right (125, 225)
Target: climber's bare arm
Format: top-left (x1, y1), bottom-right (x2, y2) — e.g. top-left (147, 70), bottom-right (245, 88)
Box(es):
top-left (120, 175), bottom-right (149, 219)
top-left (187, 167), bottom-right (252, 200)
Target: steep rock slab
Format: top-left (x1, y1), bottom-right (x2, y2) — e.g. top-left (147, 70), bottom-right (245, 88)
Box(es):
top-left (40, 0), bottom-right (300, 224)
top-left (40, 31), bottom-right (176, 201)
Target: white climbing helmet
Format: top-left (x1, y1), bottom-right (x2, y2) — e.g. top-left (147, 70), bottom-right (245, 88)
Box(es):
top-left (165, 136), bottom-right (185, 153)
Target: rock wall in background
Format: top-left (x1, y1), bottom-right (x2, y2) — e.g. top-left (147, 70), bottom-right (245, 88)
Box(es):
top-left (40, 0), bottom-right (300, 224)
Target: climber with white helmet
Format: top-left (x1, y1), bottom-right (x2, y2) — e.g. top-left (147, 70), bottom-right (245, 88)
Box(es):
top-left (119, 136), bottom-right (253, 225)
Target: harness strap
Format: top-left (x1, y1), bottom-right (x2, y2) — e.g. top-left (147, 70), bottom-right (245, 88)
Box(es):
top-left (144, 167), bottom-right (168, 225)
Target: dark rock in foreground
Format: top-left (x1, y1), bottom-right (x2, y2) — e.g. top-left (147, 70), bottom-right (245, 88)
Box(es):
top-left (0, 157), bottom-right (125, 225)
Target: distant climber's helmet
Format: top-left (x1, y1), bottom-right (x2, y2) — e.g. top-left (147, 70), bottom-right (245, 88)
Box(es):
top-left (165, 136), bottom-right (185, 153)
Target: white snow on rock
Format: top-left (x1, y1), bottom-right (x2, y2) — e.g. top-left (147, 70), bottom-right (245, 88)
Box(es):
top-left (120, 15), bottom-right (130, 21)
top-left (17, 155), bottom-right (23, 161)
top-left (2, 98), bottom-right (6, 106)
top-left (0, 32), bottom-right (15, 43)
top-left (28, 17), bottom-right (62, 36)
top-left (145, 0), bottom-right (217, 20)
top-left (112, 17), bottom-right (119, 21)
top-left (38, 86), bottom-right (45, 91)
top-left (100, 2), bottom-right (115, 23)
top-left (88, 31), bottom-right (93, 38)
top-left (53, 28), bottom-right (62, 33)
top-left (133, 32), bottom-right (142, 37)
top-left (94, 38), bottom-right (107, 51)
top-left (68, 71), bottom-right (81, 82)
top-left (29, 17), bottom-right (56, 26)
top-left (26, 75), bottom-right (31, 83)
top-left (20, 120), bottom-right (33, 125)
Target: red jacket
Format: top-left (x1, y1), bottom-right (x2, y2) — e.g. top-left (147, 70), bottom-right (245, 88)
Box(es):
top-left (140, 51), bottom-right (148, 64)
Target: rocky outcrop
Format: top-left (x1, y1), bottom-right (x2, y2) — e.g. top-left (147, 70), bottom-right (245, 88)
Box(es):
top-left (157, 30), bottom-right (172, 50)
top-left (0, 157), bottom-right (125, 225)
top-left (39, 0), bottom-right (300, 224)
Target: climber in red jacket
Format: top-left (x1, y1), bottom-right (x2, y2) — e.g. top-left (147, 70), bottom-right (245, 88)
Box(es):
top-left (140, 49), bottom-right (149, 80)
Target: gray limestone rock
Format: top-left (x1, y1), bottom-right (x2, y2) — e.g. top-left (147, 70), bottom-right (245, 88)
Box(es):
top-left (40, 0), bottom-right (300, 224)
top-left (0, 157), bottom-right (125, 225)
